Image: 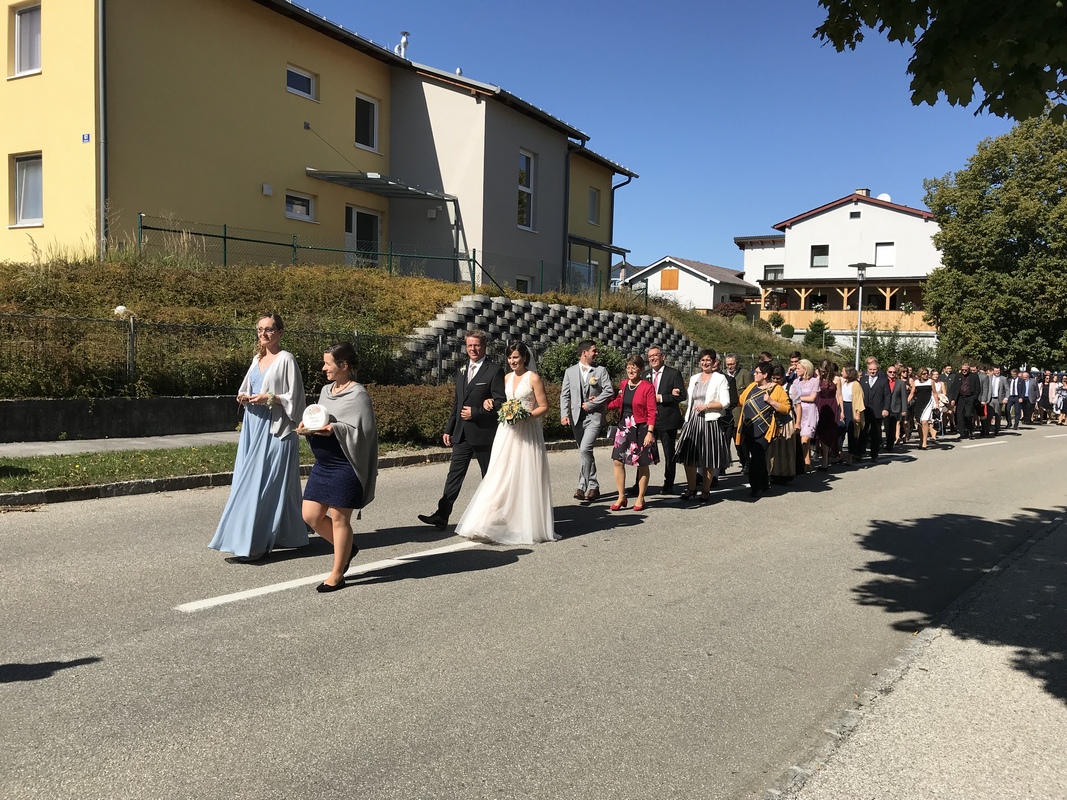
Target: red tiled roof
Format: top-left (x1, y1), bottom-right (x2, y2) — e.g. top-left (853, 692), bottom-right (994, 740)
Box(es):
top-left (773, 193), bottom-right (935, 231)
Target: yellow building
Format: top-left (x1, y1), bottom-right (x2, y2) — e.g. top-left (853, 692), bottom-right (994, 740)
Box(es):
top-left (2, 0), bottom-right (399, 263)
top-left (2, 0), bottom-right (635, 290)
top-left (566, 146), bottom-right (637, 293)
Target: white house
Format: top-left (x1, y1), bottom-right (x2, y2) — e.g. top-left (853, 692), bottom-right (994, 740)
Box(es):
top-left (734, 189), bottom-right (941, 333)
top-left (623, 255), bottom-right (759, 313)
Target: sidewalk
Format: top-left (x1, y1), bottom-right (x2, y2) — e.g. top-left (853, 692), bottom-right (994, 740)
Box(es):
top-left (0, 431), bottom-right (241, 458)
top-left (775, 511), bottom-right (1067, 799)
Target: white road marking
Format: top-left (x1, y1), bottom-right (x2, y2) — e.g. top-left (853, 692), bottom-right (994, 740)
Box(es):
top-left (962, 440), bottom-right (1005, 449)
top-left (176, 540), bottom-right (481, 613)
top-left (1045, 434), bottom-right (1067, 439)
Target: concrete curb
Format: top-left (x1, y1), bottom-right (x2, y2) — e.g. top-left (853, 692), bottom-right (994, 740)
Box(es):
top-left (0, 438), bottom-right (589, 507)
top-left (762, 510), bottom-right (1067, 800)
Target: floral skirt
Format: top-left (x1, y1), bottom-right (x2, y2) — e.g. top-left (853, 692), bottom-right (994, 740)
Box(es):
top-left (611, 417), bottom-right (660, 467)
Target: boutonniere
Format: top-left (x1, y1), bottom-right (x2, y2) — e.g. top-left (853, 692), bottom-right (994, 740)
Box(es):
top-left (588, 376), bottom-right (598, 386)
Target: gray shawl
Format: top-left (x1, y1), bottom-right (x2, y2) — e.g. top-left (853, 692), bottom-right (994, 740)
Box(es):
top-left (238, 350), bottom-right (305, 439)
top-left (317, 381), bottom-right (378, 509)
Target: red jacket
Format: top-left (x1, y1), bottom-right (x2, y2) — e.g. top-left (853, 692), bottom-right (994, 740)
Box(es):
top-left (608, 379), bottom-right (657, 429)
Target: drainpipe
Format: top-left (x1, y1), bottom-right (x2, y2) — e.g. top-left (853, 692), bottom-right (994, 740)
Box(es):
top-left (97, 0), bottom-right (108, 257)
top-left (560, 144), bottom-right (572, 292)
top-left (610, 173), bottom-right (633, 291)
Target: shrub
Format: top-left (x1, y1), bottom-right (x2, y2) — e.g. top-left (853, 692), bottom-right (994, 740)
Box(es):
top-left (767, 311), bottom-right (785, 329)
top-left (732, 314), bottom-right (749, 326)
top-left (780, 323), bottom-right (795, 339)
top-left (803, 318), bottom-right (836, 348)
top-left (537, 340), bottom-right (626, 383)
top-left (712, 301), bottom-right (747, 318)
top-left (753, 318), bottom-right (773, 333)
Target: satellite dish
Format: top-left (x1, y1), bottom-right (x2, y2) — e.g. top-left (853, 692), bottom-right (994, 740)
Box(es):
top-left (876, 192), bottom-right (892, 202)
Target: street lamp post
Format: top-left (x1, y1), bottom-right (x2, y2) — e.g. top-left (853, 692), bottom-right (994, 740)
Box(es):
top-left (848, 263), bottom-right (871, 371)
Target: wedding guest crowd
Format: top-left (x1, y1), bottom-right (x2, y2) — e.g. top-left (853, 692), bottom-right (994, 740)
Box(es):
top-left (211, 324), bottom-right (1066, 590)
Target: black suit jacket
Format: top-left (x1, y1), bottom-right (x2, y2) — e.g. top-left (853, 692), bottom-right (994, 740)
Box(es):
top-left (445, 360), bottom-right (506, 447)
top-left (641, 365), bottom-right (686, 432)
top-left (949, 371), bottom-right (981, 403)
top-left (859, 371), bottom-right (892, 415)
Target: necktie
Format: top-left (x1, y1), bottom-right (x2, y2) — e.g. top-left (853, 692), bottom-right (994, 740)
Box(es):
top-left (653, 369), bottom-right (661, 393)
top-left (467, 363), bottom-right (477, 383)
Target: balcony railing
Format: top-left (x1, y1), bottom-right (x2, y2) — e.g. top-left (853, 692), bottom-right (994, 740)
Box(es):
top-left (762, 309), bottom-right (935, 332)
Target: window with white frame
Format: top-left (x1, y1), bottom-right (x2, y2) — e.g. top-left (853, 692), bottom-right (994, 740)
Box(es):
top-left (518, 149), bottom-right (535, 229)
top-left (14, 5), bottom-right (41, 76)
top-left (875, 241), bottom-right (895, 267)
top-left (286, 65), bottom-right (316, 100)
top-left (13, 153), bottom-right (43, 225)
top-left (764, 265), bottom-right (784, 281)
top-left (810, 244), bottom-right (829, 268)
top-left (587, 187), bottom-right (600, 225)
top-left (285, 191), bottom-right (314, 222)
top-left (354, 95), bottom-right (378, 150)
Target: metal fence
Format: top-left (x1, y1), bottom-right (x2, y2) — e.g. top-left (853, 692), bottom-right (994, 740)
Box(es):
top-left (136, 214), bottom-right (471, 285)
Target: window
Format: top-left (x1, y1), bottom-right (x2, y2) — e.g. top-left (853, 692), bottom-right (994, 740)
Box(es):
top-left (13, 154), bottom-right (43, 225)
top-left (285, 191), bottom-right (314, 221)
top-left (810, 244), bottom-right (829, 268)
top-left (849, 211), bottom-right (861, 219)
top-left (355, 94), bottom-right (377, 150)
top-left (286, 65), bottom-right (316, 100)
top-left (764, 265), bottom-right (784, 281)
top-left (587, 187), bottom-right (600, 225)
top-left (515, 276), bottom-right (532, 293)
top-left (875, 241), bottom-right (895, 267)
top-left (518, 149), bottom-right (535, 229)
top-left (660, 268), bottom-right (679, 290)
top-left (14, 5), bottom-right (41, 75)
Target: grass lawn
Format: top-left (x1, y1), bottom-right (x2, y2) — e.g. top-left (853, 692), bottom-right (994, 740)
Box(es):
top-left (0, 441), bottom-right (315, 494)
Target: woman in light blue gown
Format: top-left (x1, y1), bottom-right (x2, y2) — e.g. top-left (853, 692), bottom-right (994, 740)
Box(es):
top-left (209, 314), bottom-right (308, 561)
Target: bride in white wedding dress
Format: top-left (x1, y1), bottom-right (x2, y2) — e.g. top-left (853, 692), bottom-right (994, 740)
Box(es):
top-left (455, 342), bottom-right (558, 544)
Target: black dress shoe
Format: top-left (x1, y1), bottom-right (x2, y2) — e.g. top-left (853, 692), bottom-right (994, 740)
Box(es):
top-left (417, 513), bottom-right (448, 531)
top-left (662, 483), bottom-right (674, 495)
top-left (315, 578), bottom-right (346, 593)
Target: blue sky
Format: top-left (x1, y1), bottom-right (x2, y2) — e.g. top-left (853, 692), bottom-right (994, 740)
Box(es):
top-left (308, 0), bottom-right (1014, 270)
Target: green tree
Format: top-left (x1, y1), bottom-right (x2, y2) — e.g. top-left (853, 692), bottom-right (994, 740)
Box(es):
top-left (767, 311), bottom-right (785, 329)
top-left (803, 318), bottom-right (836, 348)
top-left (921, 113), bottom-right (1067, 366)
top-left (814, 0), bottom-right (1067, 120)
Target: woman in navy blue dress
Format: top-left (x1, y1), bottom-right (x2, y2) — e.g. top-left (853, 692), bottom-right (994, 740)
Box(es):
top-left (297, 342), bottom-right (378, 593)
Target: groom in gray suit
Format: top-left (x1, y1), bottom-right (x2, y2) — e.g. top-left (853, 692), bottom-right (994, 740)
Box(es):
top-left (560, 340), bottom-right (614, 502)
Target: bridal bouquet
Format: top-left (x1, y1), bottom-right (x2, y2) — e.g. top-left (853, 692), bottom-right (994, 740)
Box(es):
top-left (497, 399), bottom-right (531, 425)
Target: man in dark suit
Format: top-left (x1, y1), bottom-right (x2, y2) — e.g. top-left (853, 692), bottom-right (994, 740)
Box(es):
top-left (722, 352), bottom-right (752, 470)
top-left (418, 329), bottom-right (506, 530)
top-left (886, 364), bottom-right (908, 450)
top-left (1006, 367), bottom-right (1026, 429)
top-left (858, 356), bottom-right (892, 461)
top-left (948, 361), bottom-right (982, 439)
top-left (630, 345), bottom-right (686, 495)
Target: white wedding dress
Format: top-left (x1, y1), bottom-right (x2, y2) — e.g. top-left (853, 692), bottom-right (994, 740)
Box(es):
top-left (455, 370), bottom-right (558, 544)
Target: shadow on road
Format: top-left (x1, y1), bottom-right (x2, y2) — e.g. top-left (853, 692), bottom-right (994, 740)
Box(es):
top-left (0, 656), bottom-right (102, 684)
top-left (853, 505), bottom-right (1067, 703)
top-left (348, 547), bottom-right (533, 585)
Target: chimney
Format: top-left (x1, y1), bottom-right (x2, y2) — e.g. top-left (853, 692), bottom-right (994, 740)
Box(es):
top-left (855, 188), bottom-right (871, 197)
top-left (394, 31), bottom-right (410, 59)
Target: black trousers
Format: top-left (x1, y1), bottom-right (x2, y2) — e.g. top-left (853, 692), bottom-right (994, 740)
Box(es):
top-left (884, 415), bottom-right (899, 450)
top-left (657, 427), bottom-right (679, 487)
top-left (861, 409), bottom-right (884, 459)
top-left (436, 438), bottom-right (493, 519)
top-left (956, 396), bottom-right (977, 438)
top-left (744, 428), bottom-right (769, 491)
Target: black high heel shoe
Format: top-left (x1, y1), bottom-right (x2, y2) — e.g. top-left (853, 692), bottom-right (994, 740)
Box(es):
top-left (315, 578), bottom-right (346, 593)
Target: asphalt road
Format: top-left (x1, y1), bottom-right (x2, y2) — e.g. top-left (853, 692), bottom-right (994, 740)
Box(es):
top-left (2, 428), bottom-right (1064, 799)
